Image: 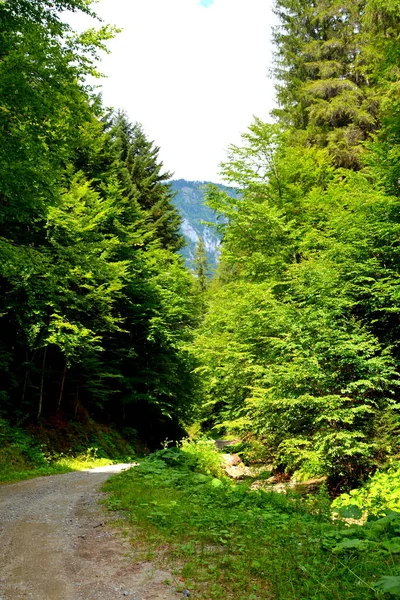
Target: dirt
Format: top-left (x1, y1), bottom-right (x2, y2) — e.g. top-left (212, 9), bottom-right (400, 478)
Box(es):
top-left (0, 465), bottom-right (182, 600)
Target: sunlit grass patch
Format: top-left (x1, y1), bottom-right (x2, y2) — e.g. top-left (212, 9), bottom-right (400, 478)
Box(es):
top-left (55, 447), bottom-right (114, 471)
top-left (0, 462), bottom-right (73, 483)
top-left (0, 417), bottom-right (134, 484)
top-left (0, 450), bottom-right (115, 484)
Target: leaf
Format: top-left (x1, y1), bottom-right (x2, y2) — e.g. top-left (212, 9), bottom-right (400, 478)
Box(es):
top-left (192, 473), bottom-right (209, 484)
top-left (373, 576), bottom-right (400, 596)
top-left (211, 478), bottom-right (223, 488)
top-left (381, 540), bottom-right (400, 554)
top-left (336, 504), bottom-right (363, 520)
top-left (332, 538), bottom-right (373, 553)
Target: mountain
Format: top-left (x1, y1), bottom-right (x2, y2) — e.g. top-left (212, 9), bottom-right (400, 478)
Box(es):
top-left (170, 179), bottom-right (237, 271)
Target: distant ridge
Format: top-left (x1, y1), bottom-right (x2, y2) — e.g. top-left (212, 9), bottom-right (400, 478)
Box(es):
top-left (170, 179), bottom-right (237, 270)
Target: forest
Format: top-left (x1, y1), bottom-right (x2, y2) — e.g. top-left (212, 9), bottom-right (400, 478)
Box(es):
top-left (2, 0), bottom-right (400, 597)
top-left (194, 0), bottom-right (400, 491)
top-left (1, 0), bottom-right (400, 494)
top-left (0, 0), bottom-right (201, 448)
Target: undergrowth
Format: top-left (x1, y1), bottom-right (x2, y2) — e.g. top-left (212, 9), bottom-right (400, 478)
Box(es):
top-left (0, 417), bottom-right (135, 484)
top-left (104, 440), bottom-right (400, 600)
top-left (332, 463), bottom-right (400, 517)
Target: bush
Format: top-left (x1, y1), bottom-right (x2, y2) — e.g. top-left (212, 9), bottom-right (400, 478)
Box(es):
top-left (180, 437), bottom-right (225, 477)
top-left (332, 462), bottom-right (400, 517)
top-left (149, 438), bottom-right (225, 478)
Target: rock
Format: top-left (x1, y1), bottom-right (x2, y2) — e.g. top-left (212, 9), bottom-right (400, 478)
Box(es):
top-left (214, 439), bottom-right (239, 449)
top-left (222, 453), bottom-right (241, 466)
top-left (221, 453), bottom-right (250, 479)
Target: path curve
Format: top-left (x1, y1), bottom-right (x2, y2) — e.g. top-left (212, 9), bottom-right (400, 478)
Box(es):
top-left (0, 466), bottom-right (181, 600)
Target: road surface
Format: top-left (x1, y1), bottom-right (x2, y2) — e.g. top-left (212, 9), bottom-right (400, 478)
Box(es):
top-left (0, 466), bottom-right (181, 600)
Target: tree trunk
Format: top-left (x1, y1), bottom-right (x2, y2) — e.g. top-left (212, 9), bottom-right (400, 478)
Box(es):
top-left (37, 346), bottom-right (47, 420)
top-left (21, 352), bottom-right (29, 409)
top-left (57, 361), bottom-right (67, 410)
top-left (74, 385), bottom-right (80, 418)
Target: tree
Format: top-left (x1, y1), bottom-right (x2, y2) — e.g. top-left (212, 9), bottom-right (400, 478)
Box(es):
top-left (192, 117), bottom-right (400, 487)
top-left (0, 1), bottom-right (199, 449)
top-left (110, 113), bottom-right (184, 252)
top-left (0, 0), bottom-right (115, 233)
top-left (365, 0), bottom-right (400, 196)
top-left (0, 0), bottom-right (117, 417)
top-left (194, 238), bottom-right (209, 292)
top-left (272, 0), bottom-right (397, 169)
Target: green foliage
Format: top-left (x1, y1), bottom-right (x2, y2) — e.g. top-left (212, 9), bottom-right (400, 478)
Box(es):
top-left (332, 463), bottom-right (400, 516)
top-left (0, 2), bottom-right (199, 445)
top-left (142, 438), bottom-right (224, 478)
top-left (193, 117), bottom-right (400, 486)
top-left (373, 576), bottom-right (400, 597)
top-left (0, 417), bottom-right (50, 478)
top-left (193, 238), bottom-right (209, 293)
top-left (0, 416), bottom-right (135, 483)
top-left (272, 0), bottom-right (399, 169)
top-left (105, 446), bottom-right (400, 599)
top-left (179, 437), bottom-right (225, 477)
top-left (0, 0), bottom-right (114, 230)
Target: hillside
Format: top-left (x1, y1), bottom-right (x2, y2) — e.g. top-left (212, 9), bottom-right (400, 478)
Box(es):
top-left (170, 179), bottom-right (237, 270)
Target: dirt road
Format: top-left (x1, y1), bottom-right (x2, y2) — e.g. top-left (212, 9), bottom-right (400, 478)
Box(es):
top-left (0, 466), bottom-right (181, 600)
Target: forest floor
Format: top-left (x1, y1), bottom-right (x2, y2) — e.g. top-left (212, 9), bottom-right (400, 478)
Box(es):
top-left (0, 466), bottom-right (182, 600)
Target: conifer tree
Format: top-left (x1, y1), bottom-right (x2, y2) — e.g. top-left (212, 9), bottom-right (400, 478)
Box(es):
top-left (110, 113), bottom-right (184, 252)
top-left (272, 0), bottom-right (392, 169)
top-left (194, 238), bottom-right (209, 293)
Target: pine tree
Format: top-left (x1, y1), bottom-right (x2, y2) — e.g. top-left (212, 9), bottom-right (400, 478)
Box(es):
top-left (194, 238), bottom-right (209, 292)
top-left (110, 113), bottom-right (184, 252)
top-left (272, 0), bottom-right (388, 169)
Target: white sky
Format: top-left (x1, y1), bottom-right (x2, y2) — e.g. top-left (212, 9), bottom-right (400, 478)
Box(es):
top-left (70, 0), bottom-right (277, 182)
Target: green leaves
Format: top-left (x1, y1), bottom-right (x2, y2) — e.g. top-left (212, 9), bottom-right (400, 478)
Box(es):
top-left (335, 504), bottom-right (364, 520)
top-left (272, 0), bottom-right (398, 169)
top-left (0, 1), bottom-right (198, 442)
top-left (193, 113), bottom-right (400, 484)
top-left (373, 577), bottom-right (400, 597)
top-left (332, 465), bottom-right (400, 517)
top-left (332, 538), bottom-right (374, 553)
top-left (106, 443), bottom-right (400, 599)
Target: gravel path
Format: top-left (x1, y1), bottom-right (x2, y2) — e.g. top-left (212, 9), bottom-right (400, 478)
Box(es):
top-left (0, 466), bottom-right (181, 600)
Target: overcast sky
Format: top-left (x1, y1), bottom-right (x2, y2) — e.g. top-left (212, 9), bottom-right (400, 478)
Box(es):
top-left (71, 0), bottom-right (277, 182)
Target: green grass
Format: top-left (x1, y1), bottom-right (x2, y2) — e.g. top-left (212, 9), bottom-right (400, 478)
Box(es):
top-left (0, 417), bottom-right (134, 484)
top-left (104, 443), bottom-right (400, 600)
top-left (0, 447), bottom-right (117, 484)
top-left (0, 462), bottom-right (72, 483)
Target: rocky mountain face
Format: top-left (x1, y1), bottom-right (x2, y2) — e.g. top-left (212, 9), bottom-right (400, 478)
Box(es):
top-left (170, 179), bottom-right (236, 271)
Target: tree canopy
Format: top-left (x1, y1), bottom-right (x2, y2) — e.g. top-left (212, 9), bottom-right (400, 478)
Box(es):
top-left (0, 0), bottom-right (198, 447)
top-left (191, 0), bottom-right (400, 488)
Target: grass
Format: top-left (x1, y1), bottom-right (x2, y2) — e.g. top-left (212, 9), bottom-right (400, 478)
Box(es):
top-left (104, 441), bottom-right (400, 600)
top-left (56, 449), bottom-right (114, 471)
top-left (0, 447), bottom-right (117, 484)
top-left (0, 417), bottom-right (135, 484)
